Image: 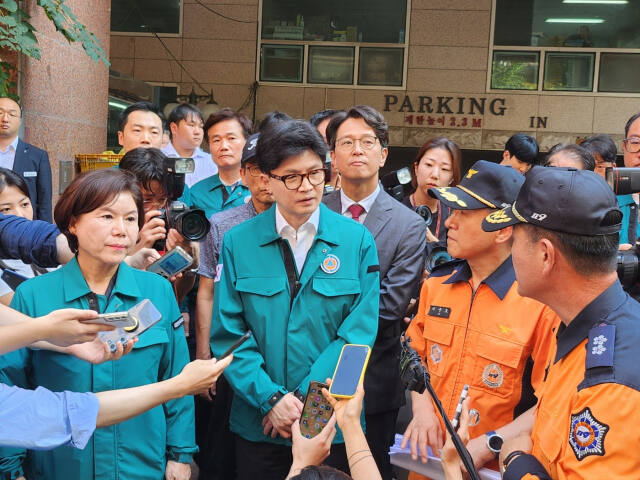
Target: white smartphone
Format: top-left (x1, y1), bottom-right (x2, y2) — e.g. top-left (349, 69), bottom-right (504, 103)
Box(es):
top-left (98, 299), bottom-right (163, 352)
top-left (146, 246), bottom-right (193, 278)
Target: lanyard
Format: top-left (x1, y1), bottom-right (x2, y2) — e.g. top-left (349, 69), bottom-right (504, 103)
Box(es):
top-left (86, 273), bottom-right (117, 314)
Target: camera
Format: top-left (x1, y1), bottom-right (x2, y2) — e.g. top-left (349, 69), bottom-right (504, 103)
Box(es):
top-left (153, 157), bottom-right (210, 251)
top-left (381, 167), bottom-right (412, 202)
top-left (414, 204), bottom-right (453, 271)
top-left (606, 167), bottom-right (640, 293)
top-left (399, 335), bottom-right (429, 394)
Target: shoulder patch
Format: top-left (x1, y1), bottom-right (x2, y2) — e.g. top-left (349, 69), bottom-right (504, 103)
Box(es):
top-left (172, 316), bottom-right (185, 330)
top-left (585, 324), bottom-right (615, 370)
top-left (569, 407), bottom-right (608, 461)
top-left (428, 258), bottom-right (464, 278)
top-left (367, 264), bottom-right (380, 273)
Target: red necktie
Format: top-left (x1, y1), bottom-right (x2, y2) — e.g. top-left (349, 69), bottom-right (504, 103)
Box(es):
top-left (347, 204), bottom-right (365, 223)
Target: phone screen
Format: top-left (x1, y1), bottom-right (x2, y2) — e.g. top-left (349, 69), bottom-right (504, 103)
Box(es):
top-left (160, 251), bottom-right (191, 274)
top-left (329, 344), bottom-right (371, 398)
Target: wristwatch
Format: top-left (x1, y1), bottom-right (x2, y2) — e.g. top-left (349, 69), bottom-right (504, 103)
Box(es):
top-left (486, 430), bottom-right (504, 459)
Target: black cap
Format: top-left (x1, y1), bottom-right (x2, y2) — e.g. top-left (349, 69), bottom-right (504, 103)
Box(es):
top-left (482, 166), bottom-right (622, 235)
top-left (429, 160), bottom-right (524, 210)
top-left (241, 133), bottom-right (259, 166)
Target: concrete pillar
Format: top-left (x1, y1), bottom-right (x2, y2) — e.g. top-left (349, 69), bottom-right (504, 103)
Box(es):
top-left (20, 0), bottom-right (111, 201)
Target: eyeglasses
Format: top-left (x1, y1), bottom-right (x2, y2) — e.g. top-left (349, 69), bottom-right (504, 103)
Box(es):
top-left (269, 168), bottom-right (327, 190)
top-left (0, 109), bottom-right (19, 119)
top-left (335, 135), bottom-right (378, 151)
top-left (624, 138), bottom-right (640, 154)
top-left (246, 165), bottom-right (264, 177)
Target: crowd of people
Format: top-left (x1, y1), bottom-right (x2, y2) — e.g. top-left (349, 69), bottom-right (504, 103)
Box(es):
top-left (0, 92), bottom-right (640, 480)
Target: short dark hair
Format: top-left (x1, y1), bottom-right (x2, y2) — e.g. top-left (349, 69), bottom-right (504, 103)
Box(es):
top-left (203, 108), bottom-right (252, 141)
top-left (119, 101), bottom-right (164, 132)
top-left (505, 133), bottom-right (540, 166)
top-left (625, 112), bottom-right (640, 138)
top-left (546, 143), bottom-right (595, 171)
top-left (256, 119), bottom-right (327, 174)
top-left (257, 111), bottom-right (292, 132)
top-left (167, 104), bottom-right (204, 138)
top-left (325, 105), bottom-right (389, 149)
top-left (55, 169), bottom-right (144, 253)
top-left (288, 465), bottom-right (351, 480)
top-left (523, 222), bottom-right (619, 276)
top-left (0, 167), bottom-right (30, 199)
top-left (119, 147), bottom-right (166, 193)
top-left (411, 137), bottom-right (463, 188)
top-left (309, 109), bottom-right (342, 127)
top-left (581, 134), bottom-right (618, 164)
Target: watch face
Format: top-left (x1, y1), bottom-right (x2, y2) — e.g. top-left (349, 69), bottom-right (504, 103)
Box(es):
top-left (489, 434), bottom-right (504, 452)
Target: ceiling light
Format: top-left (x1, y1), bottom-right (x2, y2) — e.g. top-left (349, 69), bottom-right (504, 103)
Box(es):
top-left (545, 18), bottom-right (606, 23)
top-left (563, 1), bottom-right (627, 4)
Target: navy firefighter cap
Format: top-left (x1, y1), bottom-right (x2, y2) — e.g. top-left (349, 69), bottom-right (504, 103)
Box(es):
top-left (482, 166), bottom-right (622, 235)
top-left (241, 133), bottom-right (259, 166)
top-left (429, 160), bottom-right (524, 211)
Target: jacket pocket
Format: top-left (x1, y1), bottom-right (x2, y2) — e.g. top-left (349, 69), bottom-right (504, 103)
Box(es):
top-left (422, 319), bottom-right (455, 377)
top-left (311, 277), bottom-right (361, 297)
top-left (473, 334), bottom-right (524, 399)
top-left (236, 277), bottom-right (287, 296)
top-left (133, 327), bottom-right (169, 349)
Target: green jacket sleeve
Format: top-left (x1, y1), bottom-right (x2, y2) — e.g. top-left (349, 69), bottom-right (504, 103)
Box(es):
top-left (295, 228), bottom-right (380, 395)
top-left (210, 238), bottom-right (286, 416)
top-left (157, 280), bottom-right (197, 464)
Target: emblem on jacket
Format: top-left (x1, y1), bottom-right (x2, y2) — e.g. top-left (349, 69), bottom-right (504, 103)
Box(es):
top-left (568, 407), bottom-right (608, 460)
top-left (482, 363), bottom-right (504, 388)
top-left (430, 344), bottom-right (442, 364)
top-left (321, 254), bottom-right (340, 274)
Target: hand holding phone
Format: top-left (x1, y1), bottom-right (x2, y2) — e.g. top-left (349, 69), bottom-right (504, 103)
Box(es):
top-left (299, 381), bottom-right (334, 439)
top-left (328, 344), bottom-right (371, 399)
top-left (146, 246), bottom-right (193, 278)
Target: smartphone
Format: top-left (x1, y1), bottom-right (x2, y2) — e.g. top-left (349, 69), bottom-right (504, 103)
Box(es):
top-left (1, 269), bottom-right (29, 291)
top-left (219, 331), bottom-right (252, 359)
top-left (146, 246), bottom-right (193, 278)
top-left (98, 299), bottom-right (162, 352)
top-left (84, 311), bottom-right (138, 329)
top-left (300, 381), bottom-right (334, 439)
top-left (328, 344), bottom-right (372, 399)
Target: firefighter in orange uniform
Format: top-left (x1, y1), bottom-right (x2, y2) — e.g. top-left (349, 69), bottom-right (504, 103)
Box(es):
top-left (402, 161), bottom-right (559, 475)
top-left (486, 166), bottom-right (640, 480)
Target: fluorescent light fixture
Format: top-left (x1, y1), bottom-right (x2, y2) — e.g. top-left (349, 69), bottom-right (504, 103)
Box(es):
top-left (108, 100), bottom-right (129, 110)
top-left (545, 18), bottom-right (605, 23)
top-left (563, 0), bottom-right (627, 4)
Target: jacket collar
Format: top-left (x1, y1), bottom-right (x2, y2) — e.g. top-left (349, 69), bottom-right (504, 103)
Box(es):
top-left (257, 203), bottom-right (339, 247)
top-left (554, 280), bottom-right (627, 363)
top-left (62, 256), bottom-right (141, 303)
top-left (443, 256), bottom-right (516, 300)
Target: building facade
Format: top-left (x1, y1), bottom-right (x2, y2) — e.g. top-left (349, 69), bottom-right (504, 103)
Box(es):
top-left (109, 0), bottom-right (640, 167)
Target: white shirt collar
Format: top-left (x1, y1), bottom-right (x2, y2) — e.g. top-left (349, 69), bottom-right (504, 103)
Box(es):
top-left (0, 137), bottom-right (19, 154)
top-left (275, 204), bottom-right (320, 236)
top-left (161, 142), bottom-right (208, 160)
top-left (340, 184), bottom-right (380, 215)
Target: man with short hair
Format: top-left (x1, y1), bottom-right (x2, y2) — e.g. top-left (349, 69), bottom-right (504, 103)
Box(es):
top-left (323, 105), bottom-right (426, 479)
top-left (194, 133), bottom-right (274, 479)
top-left (210, 119), bottom-right (380, 480)
top-left (486, 167), bottom-right (640, 479)
top-left (117, 101), bottom-right (164, 153)
top-left (162, 104), bottom-right (217, 187)
top-left (402, 161), bottom-right (558, 475)
top-left (0, 97), bottom-right (52, 222)
top-left (500, 133), bottom-right (540, 174)
top-left (617, 112), bottom-right (640, 245)
top-left (545, 143), bottom-right (595, 171)
top-left (311, 109), bottom-right (343, 191)
top-left (181, 108), bottom-right (252, 219)
top-left (581, 134), bottom-right (617, 178)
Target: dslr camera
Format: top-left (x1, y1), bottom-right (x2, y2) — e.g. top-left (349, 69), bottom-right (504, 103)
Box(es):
top-left (399, 335), bottom-right (429, 394)
top-left (153, 157), bottom-right (210, 251)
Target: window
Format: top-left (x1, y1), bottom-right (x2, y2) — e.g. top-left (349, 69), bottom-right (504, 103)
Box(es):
top-left (153, 85), bottom-right (178, 111)
top-left (258, 0), bottom-right (408, 87)
top-left (491, 51), bottom-right (539, 90)
top-left (111, 0), bottom-right (181, 34)
top-left (490, 0), bottom-right (640, 94)
top-left (494, 0), bottom-right (640, 49)
top-left (599, 53), bottom-right (640, 93)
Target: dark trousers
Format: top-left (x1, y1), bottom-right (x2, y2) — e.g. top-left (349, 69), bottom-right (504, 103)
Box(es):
top-left (235, 435), bottom-right (348, 480)
top-left (197, 375), bottom-right (236, 479)
top-left (365, 409), bottom-right (400, 480)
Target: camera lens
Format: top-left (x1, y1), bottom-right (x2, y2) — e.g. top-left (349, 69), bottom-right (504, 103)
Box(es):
top-left (427, 246), bottom-right (452, 272)
top-left (415, 205), bottom-right (433, 226)
top-left (178, 210), bottom-right (210, 241)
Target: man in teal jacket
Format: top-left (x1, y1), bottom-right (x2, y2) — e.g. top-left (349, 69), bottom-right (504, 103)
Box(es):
top-left (0, 258), bottom-right (196, 480)
top-left (210, 119), bottom-right (380, 480)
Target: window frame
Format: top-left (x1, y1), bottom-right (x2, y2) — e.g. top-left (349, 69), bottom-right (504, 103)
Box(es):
top-left (111, 0), bottom-right (184, 37)
top-left (487, 0), bottom-right (640, 96)
top-left (256, 0), bottom-right (410, 90)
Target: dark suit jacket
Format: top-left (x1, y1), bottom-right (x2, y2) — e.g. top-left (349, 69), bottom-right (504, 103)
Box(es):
top-left (13, 139), bottom-right (52, 222)
top-left (324, 189), bottom-right (426, 414)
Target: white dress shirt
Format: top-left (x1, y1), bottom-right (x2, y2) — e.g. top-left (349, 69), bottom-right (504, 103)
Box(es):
top-left (161, 142), bottom-right (218, 187)
top-left (340, 184), bottom-right (381, 224)
top-left (275, 206), bottom-right (320, 273)
top-left (0, 137), bottom-right (19, 170)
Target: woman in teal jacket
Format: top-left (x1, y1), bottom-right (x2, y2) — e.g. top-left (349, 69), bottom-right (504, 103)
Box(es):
top-left (0, 169), bottom-right (196, 480)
